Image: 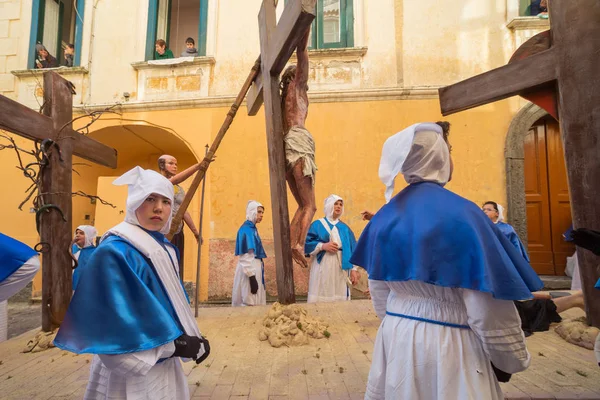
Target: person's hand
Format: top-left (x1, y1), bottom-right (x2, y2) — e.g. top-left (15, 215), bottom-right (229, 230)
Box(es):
top-left (249, 275), bottom-right (259, 294)
top-left (350, 269), bottom-right (360, 285)
top-left (173, 334), bottom-right (201, 359)
top-left (195, 336), bottom-right (211, 364)
top-left (571, 228), bottom-right (600, 256)
top-left (193, 232), bottom-right (200, 243)
top-left (361, 210), bottom-right (374, 221)
top-left (322, 242), bottom-right (339, 253)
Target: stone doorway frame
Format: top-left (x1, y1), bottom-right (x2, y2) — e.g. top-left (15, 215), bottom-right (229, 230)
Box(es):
top-left (505, 102), bottom-right (549, 246)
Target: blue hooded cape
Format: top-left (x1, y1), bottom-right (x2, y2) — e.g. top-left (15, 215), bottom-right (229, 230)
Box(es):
top-left (72, 246), bottom-right (96, 291)
top-left (496, 222), bottom-right (530, 262)
top-left (350, 182), bottom-right (543, 300)
top-left (305, 218), bottom-right (357, 270)
top-left (0, 233), bottom-right (37, 283)
top-left (235, 220), bottom-right (267, 259)
top-left (54, 232), bottom-right (185, 354)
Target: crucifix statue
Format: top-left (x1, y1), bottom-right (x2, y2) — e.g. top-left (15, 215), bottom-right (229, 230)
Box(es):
top-left (0, 72), bottom-right (117, 332)
top-left (244, 0), bottom-right (317, 304)
top-left (438, 0), bottom-right (600, 327)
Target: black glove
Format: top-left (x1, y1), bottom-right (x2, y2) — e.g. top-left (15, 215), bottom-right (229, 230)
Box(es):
top-left (195, 336), bottom-right (211, 364)
top-left (491, 363), bottom-right (512, 383)
top-left (249, 275), bottom-right (259, 294)
top-left (571, 228), bottom-right (600, 256)
top-left (172, 334), bottom-right (201, 359)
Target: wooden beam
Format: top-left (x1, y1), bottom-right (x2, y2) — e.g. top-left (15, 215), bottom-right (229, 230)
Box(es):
top-left (247, 70), bottom-right (263, 116)
top-left (438, 48), bottom-right (558, 116)
top-left (246, 0), bottom-right (315, 115)
top-left (40, 72), bottom-right (75, 332)
top-left (551, 0), bottom-right (600, 328)
top-left (0, 93), bottom-right (117, 168)
top-left (259, 1), bottom-right (296, 304)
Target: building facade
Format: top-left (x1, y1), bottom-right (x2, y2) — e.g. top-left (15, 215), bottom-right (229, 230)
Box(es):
top-left (0, 0), bottom-right (566, 300)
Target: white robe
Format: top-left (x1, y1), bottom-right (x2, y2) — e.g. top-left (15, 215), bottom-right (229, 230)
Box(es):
top-left (0, 255), bottom-right (40, 342)
top-left (231, 250), bottom-right (266, 306)
top-left (365, 279), bottom-right (530, 400)
top-left (83, 223), bottom-right (204, 400)
top-left (307, 221), bottom-right (352, 303)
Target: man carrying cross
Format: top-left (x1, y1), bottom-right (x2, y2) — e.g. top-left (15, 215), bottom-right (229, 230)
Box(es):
top-left (280, 29), bottom-right (317, 269)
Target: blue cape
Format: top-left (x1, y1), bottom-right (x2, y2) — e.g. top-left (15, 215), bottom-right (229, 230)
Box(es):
top-left (305, 218), bottom-right (357, 270)
top-left (235, 220), bottom-right (267, 259)
top-left (0, 233), bottom-right (37, 283)
top-left (350, 182), bottom-right (543, 300)
top-left (72, 246), bottom-right (96, 291)
top-left (496, 222), bottom-right (530, 262)
top-left (54, 232), bottom-right (184, 354)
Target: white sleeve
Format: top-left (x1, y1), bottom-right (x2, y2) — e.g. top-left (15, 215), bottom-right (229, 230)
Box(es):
top-left (368, 279), bottom-right (390, 320)
top-left (240, 251), bottom-right (255, 277)
top-left (310, 243), bottom-right (323, 256)
top-left (0, 255), bottom-right (41, 302)
top-left (97, 342), bottom-right (176, 377)
top-left (461, 289), bottom-right (530, 374)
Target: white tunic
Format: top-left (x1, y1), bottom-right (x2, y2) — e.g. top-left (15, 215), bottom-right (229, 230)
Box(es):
top-left (0, 255), bottom-right (40, 342)
top-left (366, 280), bottom-right (530, 400)
top-left (232, 250), bottom-right (266, 306)
top-left (307, 221), bottom-right (352, 303)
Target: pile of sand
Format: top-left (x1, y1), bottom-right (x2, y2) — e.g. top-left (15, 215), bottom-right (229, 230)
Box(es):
top-left (258, 302), bottom-right (329, 348)
top-left (555, 317), bottom-right (600, 350)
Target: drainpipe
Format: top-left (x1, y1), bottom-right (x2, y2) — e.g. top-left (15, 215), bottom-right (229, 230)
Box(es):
top-left (86, 0), bottom-right (100, 105)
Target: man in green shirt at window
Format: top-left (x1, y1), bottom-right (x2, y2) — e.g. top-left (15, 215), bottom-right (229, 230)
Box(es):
top-left (155, 39), bottom-right (174, 60)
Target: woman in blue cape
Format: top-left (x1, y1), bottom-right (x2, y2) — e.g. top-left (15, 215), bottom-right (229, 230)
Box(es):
top-left (54, 167), bottom-right (209, 400)
top-left (305, 194), bottom-right (359, 303)
top-left (482, 201), bottom-right (530, 262)
top-left (0, 233), bottom-right (40, 342)
top-left (350, 122), bottom-right (543, 400)
top-left (71, 225), bottom-right (98, 291)
top-left (231, 201), bottom-right (267, 307)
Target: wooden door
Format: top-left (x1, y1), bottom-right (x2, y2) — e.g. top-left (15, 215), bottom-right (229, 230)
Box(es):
top-left (524, 119), bottom-right (574, 275)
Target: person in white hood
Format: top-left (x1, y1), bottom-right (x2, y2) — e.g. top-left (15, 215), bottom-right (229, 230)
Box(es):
top-left (55, 166), bottom-right (209, 400)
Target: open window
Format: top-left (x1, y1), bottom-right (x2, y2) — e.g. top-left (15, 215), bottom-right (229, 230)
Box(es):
top-left (145, 0), bottom-right (209, 60)
top-left (27, 0), bottom-right (85, 69)
top-left (519, 0), bottom-right (548, 17)
top-left (285, 0), bottom-right (354, 49)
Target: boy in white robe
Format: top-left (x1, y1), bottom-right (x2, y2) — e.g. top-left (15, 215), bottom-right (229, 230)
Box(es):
top-left (55, 167), bottom-right (209, 400)
top-left (305, 195), bottom-right (360, 303)
top-left (231, 201), bottom-right (267, 307)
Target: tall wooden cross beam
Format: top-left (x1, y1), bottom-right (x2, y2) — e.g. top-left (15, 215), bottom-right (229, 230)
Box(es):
top-left (246, 0), bottom-right (316, 304)
top-left (439, 0), bottom-right (600, 327)
top-left (0, 72), bottom-right (117, 332)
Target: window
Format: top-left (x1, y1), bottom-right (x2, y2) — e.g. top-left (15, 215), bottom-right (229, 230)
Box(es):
top-left (145, 0), bottom-right (209, 60)
top-left (285, 0), bottom-right (354, 49)
top-left (519, 0), bottom-right (548, 17)
top-left (28, 0), bottom-right (85, 69)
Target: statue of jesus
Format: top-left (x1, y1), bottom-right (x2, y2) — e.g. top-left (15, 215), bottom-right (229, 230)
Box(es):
top-left (280, 28), bottom-right (316, 269)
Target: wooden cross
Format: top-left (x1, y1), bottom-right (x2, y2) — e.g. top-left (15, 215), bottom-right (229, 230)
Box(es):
top-left (0, 72), bottom-right (117, 332)
top-left (246, 0), bottom-right (316, 304)
top-left (439, 0), bottom-right (600, 327)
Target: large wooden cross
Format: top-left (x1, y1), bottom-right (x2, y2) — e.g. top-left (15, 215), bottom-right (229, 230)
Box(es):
top-left (439, 0), bottom-right (600, 327)
top-left (0, 72), bottom-right (117, 332)
top-left (244, 0), bottom-right (316, 304)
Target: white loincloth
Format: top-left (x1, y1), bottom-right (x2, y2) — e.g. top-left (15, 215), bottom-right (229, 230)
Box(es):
top-left (284, 126), bottom-right (317, 186)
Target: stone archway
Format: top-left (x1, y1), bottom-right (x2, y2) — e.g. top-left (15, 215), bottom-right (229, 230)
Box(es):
top-left (505, 103), bottom-right (549, 246)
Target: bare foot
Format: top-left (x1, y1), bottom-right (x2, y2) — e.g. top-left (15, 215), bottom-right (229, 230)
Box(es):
top-left (291, 246), bottom-right (308, 268)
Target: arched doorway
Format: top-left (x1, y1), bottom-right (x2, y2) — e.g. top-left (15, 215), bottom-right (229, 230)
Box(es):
top-left (505, 104), bottom-right (574, 276)
top-left (71, 123), bottom-right (200, 278)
